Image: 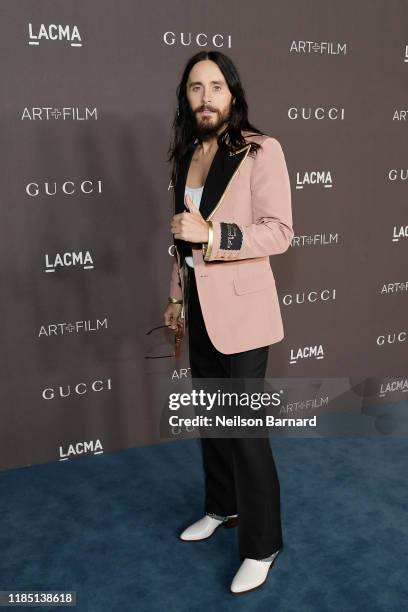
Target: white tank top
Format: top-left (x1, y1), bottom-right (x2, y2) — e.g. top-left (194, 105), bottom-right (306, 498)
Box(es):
top-left (184, 184), bottom-right (204, 268)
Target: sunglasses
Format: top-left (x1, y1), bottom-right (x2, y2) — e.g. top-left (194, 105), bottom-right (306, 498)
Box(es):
top-left (145, 324), bottom-right (184, 359)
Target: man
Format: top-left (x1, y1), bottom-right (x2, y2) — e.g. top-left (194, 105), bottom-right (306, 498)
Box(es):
top-left (164, 51), bottom-right (293, 595)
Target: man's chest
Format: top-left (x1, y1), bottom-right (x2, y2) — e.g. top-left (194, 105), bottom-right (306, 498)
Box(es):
top-left (185, 148), bottom-right (218, 188)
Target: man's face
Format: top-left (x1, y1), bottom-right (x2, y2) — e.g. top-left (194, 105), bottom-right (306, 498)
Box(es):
top-left (186, 60), bottom-right (234, 140)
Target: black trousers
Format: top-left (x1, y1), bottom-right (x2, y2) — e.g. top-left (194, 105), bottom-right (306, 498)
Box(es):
top-left (186, 265), bottom-right (283, 561)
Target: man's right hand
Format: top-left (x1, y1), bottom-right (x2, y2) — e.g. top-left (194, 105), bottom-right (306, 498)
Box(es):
top-left (164, 302), bottom-right (183, 331)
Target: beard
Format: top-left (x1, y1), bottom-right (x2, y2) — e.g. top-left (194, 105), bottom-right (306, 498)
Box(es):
top-left (194, 104), bottom-right (232, 141)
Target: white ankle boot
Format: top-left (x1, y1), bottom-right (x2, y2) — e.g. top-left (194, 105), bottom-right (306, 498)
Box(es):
top-left (230, 550), bottom-right (280, 594)
top-left (179, 514), bottom-right (239, 542)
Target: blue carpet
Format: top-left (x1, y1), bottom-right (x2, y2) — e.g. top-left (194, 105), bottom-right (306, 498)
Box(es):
top-left (0, 436), bottom-right (407, 611)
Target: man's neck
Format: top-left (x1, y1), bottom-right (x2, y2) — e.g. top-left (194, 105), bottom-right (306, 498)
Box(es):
top-left (199, 138), bottom-right (218, 156)
top-left (199, 125), bottom-right (229, 155)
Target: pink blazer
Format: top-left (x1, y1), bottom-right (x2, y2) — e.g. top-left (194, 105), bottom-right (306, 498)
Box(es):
top-left (169, 130), bottom-right (294, 355)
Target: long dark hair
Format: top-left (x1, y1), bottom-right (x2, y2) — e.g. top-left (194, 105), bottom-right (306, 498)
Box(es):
top-left (168, 51), bottom-right (265, 187)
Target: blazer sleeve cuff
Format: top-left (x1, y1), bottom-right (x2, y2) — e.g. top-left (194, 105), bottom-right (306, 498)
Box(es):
top-left (203, 221), bottom-right (215, 261)
top-left (203, 221), bottom-right (244, 261)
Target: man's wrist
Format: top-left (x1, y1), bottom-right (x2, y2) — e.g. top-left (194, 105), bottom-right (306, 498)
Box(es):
top-left (168, 296), bottom-right (183, 304)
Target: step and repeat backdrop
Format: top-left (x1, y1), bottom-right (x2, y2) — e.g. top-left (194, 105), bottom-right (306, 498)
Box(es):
top-left (1, 0), bottom-right (407, 470)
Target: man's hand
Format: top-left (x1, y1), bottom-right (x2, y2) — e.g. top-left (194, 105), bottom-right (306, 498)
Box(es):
top-left (164, 302), bottom-right (183, 331)
top-left (171, 194), bottom-right (209, 243)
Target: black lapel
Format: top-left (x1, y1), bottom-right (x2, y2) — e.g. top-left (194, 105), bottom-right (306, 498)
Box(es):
top-left (174, 143), bottom-right (251, 221)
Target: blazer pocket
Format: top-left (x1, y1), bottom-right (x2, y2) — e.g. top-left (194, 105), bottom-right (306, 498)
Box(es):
top-left (233, 271), bottom-right (275, 295)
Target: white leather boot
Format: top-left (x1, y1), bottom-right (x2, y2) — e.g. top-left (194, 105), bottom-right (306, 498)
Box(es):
top-left (179, 514), bottom-right (239, 542)
top-left (230, 550), bottom-right (280, 594)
